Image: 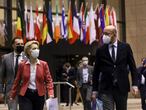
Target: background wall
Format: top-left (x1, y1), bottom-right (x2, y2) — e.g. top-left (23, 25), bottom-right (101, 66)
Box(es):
top-left (125, 0), bottom-right (146, 66)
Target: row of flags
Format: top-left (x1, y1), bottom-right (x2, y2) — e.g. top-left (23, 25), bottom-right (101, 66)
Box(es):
top-left (16, 1), bottom-right (117, 45)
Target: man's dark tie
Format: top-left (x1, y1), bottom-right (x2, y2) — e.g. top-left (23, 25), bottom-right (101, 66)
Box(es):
top-left (15, 54), bottom-right (20, 78)
top-left (111, 45), bottom-right (115, 62)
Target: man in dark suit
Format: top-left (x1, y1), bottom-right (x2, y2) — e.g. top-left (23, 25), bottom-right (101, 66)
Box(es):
top-left (61, 62), bottom-right (76, 106)
top-left (77, 57), bottom-right (93, 110)
top-left (92, 25), bottom-right (138, 110)
top-left (0, 37), bottom-right (25, 110)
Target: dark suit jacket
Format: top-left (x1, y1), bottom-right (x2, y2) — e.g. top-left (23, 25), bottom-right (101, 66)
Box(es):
top-left (92, 41), bottom-right (138, 94)
top-left (61, 67), bottom-right (76, 84)
top-left (10, 60), bottom-right (54, 99)
top-left (137, 66), bottom-right (146, 87)
top-left (0, 52), bottom-right (26, 93)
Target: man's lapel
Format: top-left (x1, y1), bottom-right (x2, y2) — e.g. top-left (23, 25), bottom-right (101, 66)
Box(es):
top-left (22, 52), bottom-right (28, 61)
top-left (115, 41), bottom-right (122, 63)
top-left (105, 44), bottom-right (113, 62)
top-left (10, 52), bottom-right (15, 74)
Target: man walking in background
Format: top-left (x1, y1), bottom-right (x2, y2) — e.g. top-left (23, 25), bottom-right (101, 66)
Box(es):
top-left (77, 57), bottom-right (93, 110)
top-left (0, 37), bottom-right (25, 110)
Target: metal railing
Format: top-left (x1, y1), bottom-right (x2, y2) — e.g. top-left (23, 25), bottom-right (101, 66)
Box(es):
top-left (53, 82), bottom-right (75, 110)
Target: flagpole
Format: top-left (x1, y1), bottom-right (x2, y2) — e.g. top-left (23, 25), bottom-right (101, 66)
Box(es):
top-left (85, 2), bottom-right (88, 11)
top-left (91, 0), bottom-right (94, 6)
top-left (95, 3), bottom-right (99, 12)
top-left (56, 0), bottom-right (58, 9)
top-left (29, 0), bottom-right (31, 9)
top-left (56, 0), bottom-right (58, 16)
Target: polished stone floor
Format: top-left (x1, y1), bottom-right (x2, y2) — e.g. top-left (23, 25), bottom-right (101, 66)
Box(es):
top-left (0, 98), bottom-right (142, 110)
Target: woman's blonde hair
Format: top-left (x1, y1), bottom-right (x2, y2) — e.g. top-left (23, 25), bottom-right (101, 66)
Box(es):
top-left (24, 40), bottom-right (39, 58)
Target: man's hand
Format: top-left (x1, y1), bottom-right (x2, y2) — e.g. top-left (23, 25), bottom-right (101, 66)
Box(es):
top-left (131, 86), bottom-right (139, 97)
top-left (62, 73), bottom-right (67, 77)
top-left (9, 97), bottom-right (13, 101)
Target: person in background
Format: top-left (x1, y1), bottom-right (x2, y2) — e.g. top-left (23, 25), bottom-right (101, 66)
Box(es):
top-left (137, 58), bottom-right (146, 110)
top-left (74, 60), bottom-right (83, 105)
top-left (9, 40), bottom-right (54, 110)
top-left (0, 37), bottom-right (25, 110)
top-left (77, 57), bottom-right (93, 110)
top-left (92, 25), bottom-right (138, 110)
top-left (61, 62), bottom-right (76, 106)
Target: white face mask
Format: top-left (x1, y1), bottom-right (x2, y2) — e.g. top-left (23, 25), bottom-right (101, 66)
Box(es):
top-left (82, 61), bottom-right (88, 65)
top-left (102, 35), bottom-right (111, 44)
top-left (31, 49), bottom-right (40, 59)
